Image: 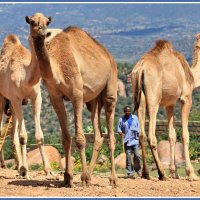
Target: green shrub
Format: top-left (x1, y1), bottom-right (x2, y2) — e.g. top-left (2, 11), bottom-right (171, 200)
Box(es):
top-left (3, 137), bottom-right (14, 160)
top-left (29, 163), bottom-right (43, 171)
top-left (189, 110), bottom-right (200, 121)
top-left (189, 134), bottom-right (200, 160)
top-left (50, 161), bottom-right (60, 171)
top-left (6, 162), bottom-right (14, 169)
top-left (73, 159), bottom-right (82, 173)
top-left (94, 161), bottom-right (111, 173)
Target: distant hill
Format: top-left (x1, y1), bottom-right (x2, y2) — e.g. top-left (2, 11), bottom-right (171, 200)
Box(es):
top-left (0, 4), bottom-right (200, 63)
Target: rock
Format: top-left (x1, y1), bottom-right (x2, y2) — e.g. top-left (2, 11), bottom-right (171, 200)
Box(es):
top-left (59, 156), bottom-right (75, 171)
top-left (117, 79), bottom-right (126, 98)
top-left (114, 153), bottom-right (126, 169)
top-left (27, 146), bottom-right (61, 166)
top-left (157, 140), bottom-right (185, 168)
top-left (97, 154), bottom-right (108, 165)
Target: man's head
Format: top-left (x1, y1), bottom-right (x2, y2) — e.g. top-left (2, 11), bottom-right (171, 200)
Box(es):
top-left (124, 106), bottom-right (131, 118)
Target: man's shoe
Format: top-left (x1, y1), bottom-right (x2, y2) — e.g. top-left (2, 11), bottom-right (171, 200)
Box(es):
top-left (137, 170), bottom-right (142, 177)
top-left (127, 174), bottom-right (135, 179)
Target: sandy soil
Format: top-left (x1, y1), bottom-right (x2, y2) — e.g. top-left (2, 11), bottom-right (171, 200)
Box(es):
top-left (0, 168), bottom-right (199, 197)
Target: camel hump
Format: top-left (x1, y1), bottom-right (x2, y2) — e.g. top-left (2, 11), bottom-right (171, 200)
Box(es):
top-left (4, 34), bottom-right (21, 45)
top-left (63, 26), bottom-right (81, 33)
top-left (154, 39), bottom-right (173, 51)
top-left (63, 26), bottom-right (112, 58)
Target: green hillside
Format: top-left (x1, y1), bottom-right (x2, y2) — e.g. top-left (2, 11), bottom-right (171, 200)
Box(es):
top-left (21, 62), bottom-right (200, 139)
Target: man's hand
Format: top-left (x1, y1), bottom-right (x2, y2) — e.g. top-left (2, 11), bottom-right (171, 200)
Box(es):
top-left (120, 132), bottom-right (125, 138)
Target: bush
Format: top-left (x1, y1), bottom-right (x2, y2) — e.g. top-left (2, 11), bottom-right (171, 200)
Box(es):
top-left (29, 163), bottom-right (43, 171)
top-left (50, 161), bottom-right (60, 171)
top-left (189, 110), bottom-right (200, 121)
top-left (6, 162), bottom-right (14, 169)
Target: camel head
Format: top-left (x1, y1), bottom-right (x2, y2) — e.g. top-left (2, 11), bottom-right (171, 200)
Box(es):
top-left (25, 13), bottom-right (51, 38)
top-left (195, 33), bottom-right (200, 48)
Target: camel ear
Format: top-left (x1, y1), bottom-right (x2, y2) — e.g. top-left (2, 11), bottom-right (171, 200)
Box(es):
top-left (25, 16), bottom-right (31, 24)
top-left (47, 17), bottom-right (51, 26)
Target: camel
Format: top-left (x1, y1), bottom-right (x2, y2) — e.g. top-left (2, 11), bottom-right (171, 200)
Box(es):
top-left (0, 33), bottom-right (57, 179)
top-left (25, 13), bottom-right (118, 187)
top-left (131, 39), bottom-right (199, 181)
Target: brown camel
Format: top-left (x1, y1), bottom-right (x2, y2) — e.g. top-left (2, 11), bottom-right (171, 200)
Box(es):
top-left (0, 34), bottom-right (56, 179)
top-left (25, 13), bottom-right (118, 187)
top-left (131, 39), bottom-right (199, 181)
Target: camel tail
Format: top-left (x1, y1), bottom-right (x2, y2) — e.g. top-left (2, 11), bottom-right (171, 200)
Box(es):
top-left (131, 68), bottom-right (144, 114)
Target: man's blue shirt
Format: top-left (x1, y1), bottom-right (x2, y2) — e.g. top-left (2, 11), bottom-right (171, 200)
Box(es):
top-left (117, 114), bottom-right (139, 146)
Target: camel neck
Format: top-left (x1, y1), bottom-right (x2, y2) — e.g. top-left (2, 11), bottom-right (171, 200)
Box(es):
top-left (32, 36), bottom-right (53, 79)
top-left (191, 47), bottom-right (200, 89)
top-left (27, 37), bottom-right (41, 85)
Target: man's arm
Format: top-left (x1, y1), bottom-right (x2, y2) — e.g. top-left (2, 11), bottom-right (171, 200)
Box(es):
top-left (117, 118), bottom-right (125, 137)
top-left (133, 115), bottom-right (140, 134)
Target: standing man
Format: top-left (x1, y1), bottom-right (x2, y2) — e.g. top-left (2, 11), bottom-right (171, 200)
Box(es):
top-left (117, 106), bottom-right (141, 178)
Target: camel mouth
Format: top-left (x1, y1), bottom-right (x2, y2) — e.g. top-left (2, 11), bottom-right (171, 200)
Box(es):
top-left (32, 29), bottom-right (48, 38)
top-left (31, 32), bottom-right (47, 39)
top-left (39, 32), bottom-right (47, 38)
top-left (32, 35), bottom-right (45, 40)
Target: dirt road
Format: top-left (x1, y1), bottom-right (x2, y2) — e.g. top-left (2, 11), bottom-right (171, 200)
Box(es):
top-left (0, 168), bottom-right (199, 197)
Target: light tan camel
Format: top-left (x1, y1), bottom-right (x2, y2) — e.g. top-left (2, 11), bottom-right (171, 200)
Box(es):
top-left (25, 13), bottom-right (118, 187)
top-left (131, 39), bottom-right (199, 181)
top-left (0, 34), bottom-right (55, 179)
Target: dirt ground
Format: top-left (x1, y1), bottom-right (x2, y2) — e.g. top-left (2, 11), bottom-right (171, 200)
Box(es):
top-left (0, 168), bottom-right (199, 197)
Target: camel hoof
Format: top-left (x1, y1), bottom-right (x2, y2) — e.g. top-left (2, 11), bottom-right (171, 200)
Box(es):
top-left (63, 172), bottom-right (73, 188)
top-left (16, 174), bottom-right (31, 180)
top-left (142, 173), bottom-right (151, 180)
top-left (45, 171), bottom-right (59, 180)
top-left (159, 175), bottom-right (168, 181)
top-left (19, 166), bottom-right (28, 177)
top-left (109, 175), bottom-right (118, 187)
top-left (186, 174), bottom-right (199, 181)
top-left (1, 164), bottom-right (6, 169)
top-left (169, 172), bottom-right (180, 179)
top-left (81, 171), bottom-right (91, 187)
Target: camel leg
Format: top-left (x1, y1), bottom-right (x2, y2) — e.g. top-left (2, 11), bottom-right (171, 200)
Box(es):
top-left (88, 98), bottom-right (104, 176)
top-left (19, 116), bottom-right (29, 178)
top-left (166, 106), bottom-right (179, 179)
top-left (138, 92), bottom-right (150, 179)
top-left (181, 97), bottom-right (199, 181)
top-left (73, 93), bottom-right (91, 186)
top-left (11, 100), bottom-right (30, 179)
top-left (10, 102), bottom-right (22, 175)
top-left (102, 86), bottom-right (117, 186)
top-left (49, 95), bottom-right (73, 187)
top-left (0, 149), bottom-right (6, 168)
top-left (10, 128), bottom-right (18, 170)
top-left (148, 105), bottom-right (167, 180)
top-left (31, 90), bottom-right (54, 178)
